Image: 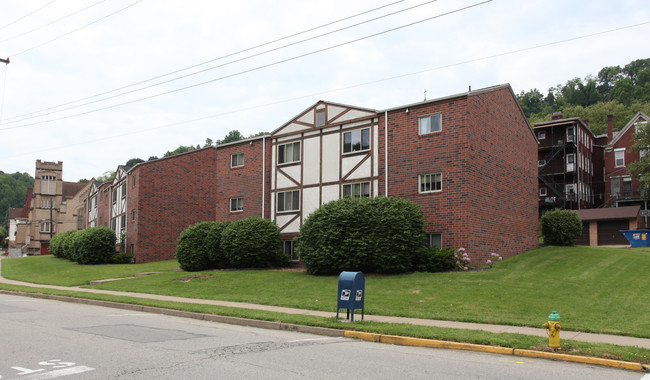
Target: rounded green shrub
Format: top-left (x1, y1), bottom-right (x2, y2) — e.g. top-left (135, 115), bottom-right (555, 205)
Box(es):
top-left (540, 209), bottom-right (583, 246)
top-left (205, 221), bottom-right (230, 268)
top-left (74, 226), bottom-right (116, 265)
top-left (297, 196), bottom-right (425, 275)
top-left (221, 217), bottom-right (281, 268)
top-left (49, 231), bottom-right (65, 258)
top-left (51, 230), bottom-right (78, 260)
top-left (413, 247), bottom-right (456, 272)
top-left (176, 221), bottom-right (217, 272)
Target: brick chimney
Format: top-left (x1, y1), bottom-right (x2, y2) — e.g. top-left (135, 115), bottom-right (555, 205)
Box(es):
top-left (583, 118), bottom-right (589, 127)
top-left (607, 114), bottom-right (614, 142)
top-left (552, 112), bottom-right (563, 120)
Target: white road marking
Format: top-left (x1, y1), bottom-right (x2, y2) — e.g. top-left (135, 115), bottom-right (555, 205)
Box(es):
top-left (23, 366), bottom-right (95, 379)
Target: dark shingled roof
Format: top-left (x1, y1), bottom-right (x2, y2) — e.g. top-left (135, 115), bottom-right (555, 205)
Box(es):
top-left (574, 205), bottom-right (640, 221)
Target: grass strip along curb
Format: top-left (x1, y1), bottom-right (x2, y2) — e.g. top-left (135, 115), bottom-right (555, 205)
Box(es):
top-left (1, 286), bottom-right (648, 372)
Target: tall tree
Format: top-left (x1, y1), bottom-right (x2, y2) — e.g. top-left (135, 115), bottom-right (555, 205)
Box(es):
top-left (125, 158), bottom-right (145, 167)
top-left (163, 145), bottom-right (197, 157)
top-left (216, 130), bottom-right (244, 145)
top-left (0, 171), bottom-right (34, 226)
top-left (628, 122), bottom-right (650, 199)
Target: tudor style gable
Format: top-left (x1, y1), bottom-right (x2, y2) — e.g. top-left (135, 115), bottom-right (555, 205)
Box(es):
top-left (270, 101), bottom-right (379, 238)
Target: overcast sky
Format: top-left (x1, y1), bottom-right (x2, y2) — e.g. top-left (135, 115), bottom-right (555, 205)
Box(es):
top-left (0, 0), bottom-right (648, 182)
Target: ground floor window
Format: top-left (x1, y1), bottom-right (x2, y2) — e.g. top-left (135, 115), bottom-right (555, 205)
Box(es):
top-left (230, 197), bottom-right (244, 212)
top-left (342, 182), bottom-right (370, 198)
top-left (282, 239), bottom-right (298, 260)
top-left (424, 232), bottom-right (442, 249)
top-left (277, 190), bottom-right (300, 212)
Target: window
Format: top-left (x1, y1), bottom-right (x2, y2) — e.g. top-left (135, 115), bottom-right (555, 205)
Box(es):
top-left (282, 239), bottom-right (298, 260)
top-left (40, 221), bottom-right (52, 233)
top-left (120, 215), bottom-right (126, 232)
top-left (343, 182), bottom-right (370, 198)
top-left (566, 127), bottom-right (575, 142)
top-left (537, 160), bottom-right (546, 167)
top-left (611, 177), bottom-right (620, 196)
top-left (419, 114), bottom-right (442, 135)
top-left (230, 197), bottom-right (243, 212)
top-left (315, 109), bottom-right (326, 127)
top-left (419, 173), bottom-right (442, 193)
top-left (538, 131), bottom-right (546, 140)
top-left (131, 209), bottom-right (136, 221)
top-left (40, 197), bottom-right (53, 208)
top-left (343, 128), bottom-right (370, 153)
top-left (121, 183), bottom-right (127, 199)
top-left (277, 190), bottom-right (300, 212)
top-left (132, 175), bottom-right (136, 188)
top-left (641, 149), bottom-right (648, 159)
top-left (41, 175), bottom-right (56, 195)
top-left (231, 152), bottom-right (244, 167)
top-left (111, 218), bottom-right (116, 231)
top-left (539, 187), bottom-right (547, 197)
top-left (112, 190), bottom-right (117, 204)
top-left (565, 184), bottom-right (576, 201)
top-left (615, 149), bottom-right (625, 168)
top-left (423, 233), bottom-right (442, 249)
top-left (278, 142), bottom-right (301, 164)
top-left (623, 177), bottom-right (632, 193)
top-left (566, 154), bottom-right (575, 172)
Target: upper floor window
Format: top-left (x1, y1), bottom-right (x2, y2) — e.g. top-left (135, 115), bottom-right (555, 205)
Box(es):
top-left (343, 182), bottom-right (370, 198)
top-left (40, 197), bottom-right (53, 209)
top-left (278, 142), bottom-right (301, 165)
top-left (112, 190), bottom-right (118, 204)
top-left (231, 152), bottom-right (244, 168)
top-left (419, 114), bottom-right (442, 135)
top-left (538, 131), bottom-right (546, 140)
top-left (132, 175), bottom-right (137, 188)
top-left (419, 173), bottom-right (442, 193)
top-left (615, 149), bottom-right (625, 168)
top-left (343, 128), bottom-right (370, 153)
top-left (40, 221), bottom-right (52, 233)
top-left (41, 175), bottom-right (56, 195)
top-left (566, 127), bottom-right (575, 142)
top-left (566, 154), bottom-right (575, 172)
top-left (277, 190), bottom-right (300, 212)
top-left (230, 197), bottom-right (243, 212)
top-left (539, 187), bottom-right (547, 197)
top-left (121, 183), bottom-right (127, 199)
top-left (537, 160), bottom-right (546, 167)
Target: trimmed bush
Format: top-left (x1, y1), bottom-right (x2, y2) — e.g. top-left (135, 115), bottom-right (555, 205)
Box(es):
top-left (221, 217), bottom-right (281, 268)
top-left (413, 247), bottom-right (456, 272)
top-left (112, 253), bottom-right (133, 264)
top-left (540, 209), bottom-right (583, 246)
top-left (74, 226), bottom-right (117, 265)
top-left (60, 230), bottom-right (79, 260)
top-left (49, 231), bottom-right (66, 258)
top-left (297, 197), bottom-right (425, 275)
top-left (205, 221), bottom-right (230, 268)
top-left (176, 221), bottom-right (217, 272)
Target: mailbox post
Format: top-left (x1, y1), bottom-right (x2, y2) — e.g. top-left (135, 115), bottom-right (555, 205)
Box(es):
top-left (336, 271), bottom-right (365, 321)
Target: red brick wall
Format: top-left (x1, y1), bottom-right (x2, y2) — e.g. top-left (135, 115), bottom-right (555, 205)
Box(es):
top-left (215, 138), bottom-right (272, 221)
top-left (379, 86), bottom-right (538, 263)
top-left (127, 148), bottom-right (219, 263)
top-left (465, 88), bottom-right (538, 262)
top-left (605, 123), bottom-right (642, 199)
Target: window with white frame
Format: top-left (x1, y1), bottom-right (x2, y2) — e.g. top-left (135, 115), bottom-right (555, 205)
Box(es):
top-left (278, 142), bottom-right (301, 164)
top-left (342, 182), bottom-right (370, 198)
top-left (538, 130), bottom-right (546, 140)
top-left (539, 187), bottom-right (547, 196)
top-left (423, 233), bottom-right (442, 249)
top-left (41, 175), bottom-right (56, 195)
top-left (615, 149), bottom-right (625, 168)
top-left (566, 154), bottom-right (575, 172)
top-left (623, 177), bottom-right (632, 193)
top-left (40, 197), bottom-right (53, 208)
top-left (538, 160), bottom-right (546, 167)
top-left (231, 152), bottom-right (244, 167)
top-left (419, 114), bottom-right (442, 135)
top-left (343, 128), bottom-right (370, 153)
top-left (121, 183), bottom-right (126, 199)
top-left (230, 197), bottom-right (243, 212)
top-left (419, 173), bottom-right (442, 193)
top-left (566, 126), bottom-right (575, 142)
top-left (40, 221), bottom-right (52, 233)
top-left (565, 184), bottom-right (576, 201)
top-left (277, 190), bottom-right (300, 212)
top-left (282, 239), bottom-right (298, 260)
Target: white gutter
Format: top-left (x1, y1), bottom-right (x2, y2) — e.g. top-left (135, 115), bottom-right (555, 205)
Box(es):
top-left (384, 111), bottom-right (388, 196)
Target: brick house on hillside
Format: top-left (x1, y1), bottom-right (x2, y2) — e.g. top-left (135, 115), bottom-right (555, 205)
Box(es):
top-left (534, 113), bottom-right (602, 216)
top-left (604, 111), bottom-right (650, 209)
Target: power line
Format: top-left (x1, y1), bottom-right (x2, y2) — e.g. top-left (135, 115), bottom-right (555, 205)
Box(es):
top-left (3, 20), bottom-right (648, 160)
top-left (0, 0), bottom-right (58, 31)
top-left (0, 0), bottom-right (108, 44)
top-left (1, 0), bottom-right (486, 130)
top-left (0, 0), bottom-right (411, 125)
top-left (9, 0), bottom-right (144, 57)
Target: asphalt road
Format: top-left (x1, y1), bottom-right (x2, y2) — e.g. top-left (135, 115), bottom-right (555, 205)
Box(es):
top-left (0, 293), bottom-right (644, 380)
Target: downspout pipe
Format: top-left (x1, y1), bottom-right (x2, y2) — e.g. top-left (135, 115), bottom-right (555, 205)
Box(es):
top-left (384, 111), bottom-right (388, 196)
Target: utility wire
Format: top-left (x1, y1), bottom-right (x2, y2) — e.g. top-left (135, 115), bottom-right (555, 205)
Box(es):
top-left (0, 0), bottom-right (108, 44)
top-left (1, 0), bottom-right (484, 130)
top-left (0, 0), bottom-right (58, 31)
top-left (9, 0), bottom-right (144, 57)
top-left (3, 19), bottom-right (648, 159)
top-left (0, 0), bottom-right (409, 124)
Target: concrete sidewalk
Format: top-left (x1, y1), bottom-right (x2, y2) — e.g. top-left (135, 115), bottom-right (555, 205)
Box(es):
top-left (1, 257), bottom-right (649, 350)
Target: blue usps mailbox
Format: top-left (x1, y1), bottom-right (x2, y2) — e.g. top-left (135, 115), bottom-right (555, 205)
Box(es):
top-left (336, 271), bottom-right (364, 321)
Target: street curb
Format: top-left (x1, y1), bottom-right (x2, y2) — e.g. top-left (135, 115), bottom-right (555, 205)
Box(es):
top-left (1, 289), bottom-right (646, 372)
top-left (343, 331), bottom-right (647, 372)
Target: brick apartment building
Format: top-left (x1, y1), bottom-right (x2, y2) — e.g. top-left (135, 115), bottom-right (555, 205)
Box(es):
top-left (79, 83), bottom-right (538, 264)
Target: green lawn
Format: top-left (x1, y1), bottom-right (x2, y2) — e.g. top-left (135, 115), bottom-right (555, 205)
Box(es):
top-left (3, 246), bottom-right (650, 338)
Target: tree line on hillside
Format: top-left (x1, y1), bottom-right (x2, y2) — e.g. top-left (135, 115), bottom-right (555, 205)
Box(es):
top-left (517, 58), bottom-right (650, 134)
top-left (0, 171), bottom-right (34, 228)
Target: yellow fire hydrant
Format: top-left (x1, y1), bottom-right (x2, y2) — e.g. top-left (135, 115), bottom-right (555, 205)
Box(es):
top-left (542, 310), bottom-right (561, 348)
